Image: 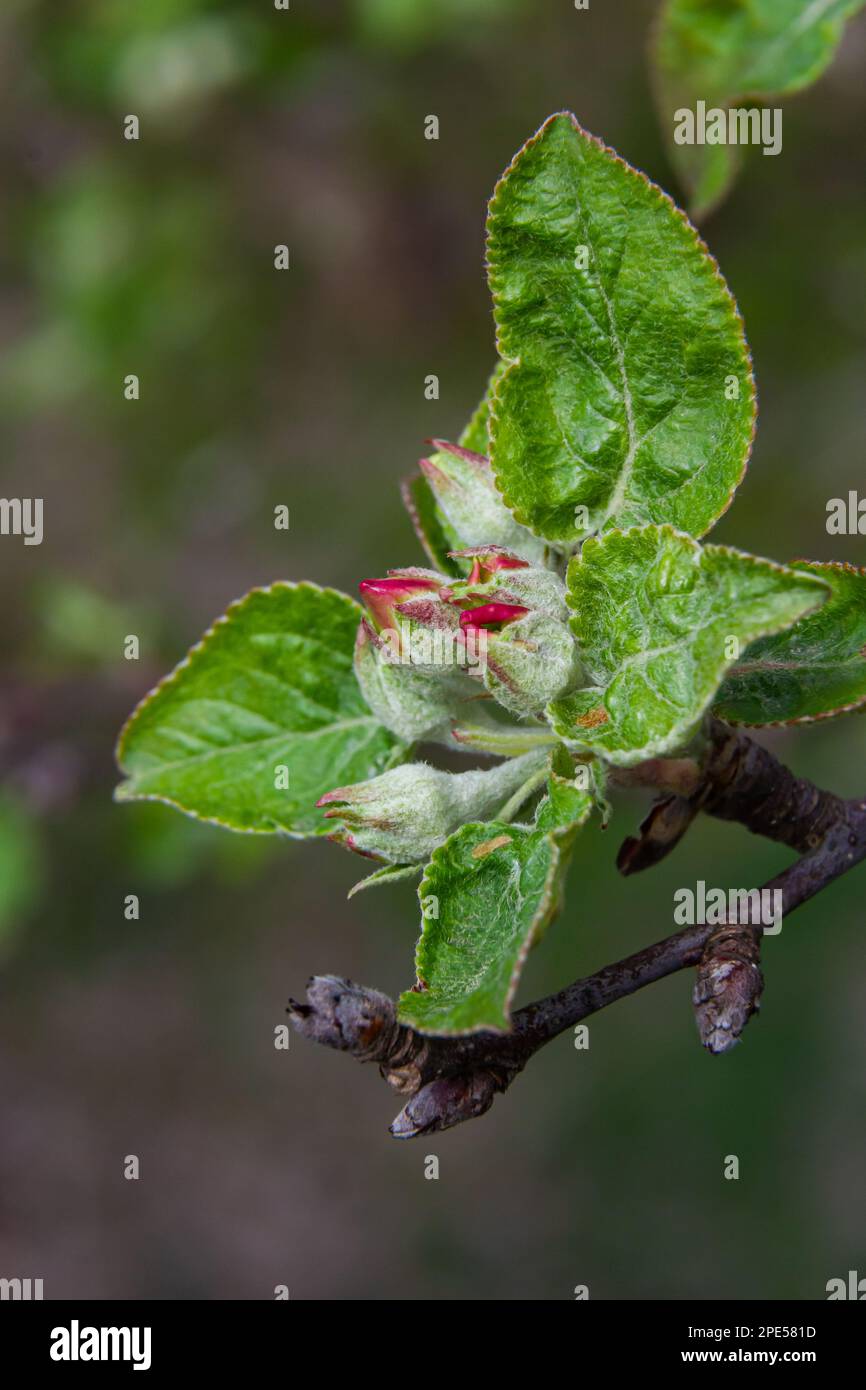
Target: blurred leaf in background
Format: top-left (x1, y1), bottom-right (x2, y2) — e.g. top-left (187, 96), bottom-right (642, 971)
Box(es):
top-left (356, 0), bottom-right (524, 49)
top-left (0, 794), bottom-right (44, 955)
top-left (654, 0), bottom-right (866, 216)
top-left (29, 575), bottom-right (154, 670)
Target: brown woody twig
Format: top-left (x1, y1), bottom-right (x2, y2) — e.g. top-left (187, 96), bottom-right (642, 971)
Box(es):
top-left (289, 721), bottom-right (866, 1137)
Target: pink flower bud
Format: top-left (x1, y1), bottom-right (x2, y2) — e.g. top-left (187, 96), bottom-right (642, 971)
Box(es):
top-left (458, 602), bottom-right (530, 634)
top-left (359, 570), bottom-right (442, 631)
top-left (449, 547), bottom-right (530, 586)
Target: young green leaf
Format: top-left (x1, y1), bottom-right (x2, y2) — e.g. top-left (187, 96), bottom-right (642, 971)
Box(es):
top-left (486, 112), bottom-right (755, 545)
top-left (535, 744), bottom-right (597, 834)
top-left (397, 823), bottom-right (562, 1034)
top-left (714, 561), bottom-right (866, 725)
top-left (412, 440), bottom-right (550, 567)
top-left (347, 862), bottom-right (423, 899)
top-left (115, 583), bottom-right (406, 834)
top-left (459, 360), bottom-right (507, 455)
top-left (547, 525), bottom-right (828, 765)
top-left (655, 0), bottom-right (865, 217)
top-left (397, 753), bottom-right (591, 1035)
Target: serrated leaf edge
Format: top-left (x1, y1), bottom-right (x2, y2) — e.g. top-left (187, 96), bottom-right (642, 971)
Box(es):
top-left (485, 110), bottom-right (757, 543)
top-left (714, 558), bottom-right (866, 728)
top-left (113, 581), bottom-right (402, 837)
top-left (399, 816), bottom-right (575, 1037)
top-left (552, 525), bottom-right (829, 766)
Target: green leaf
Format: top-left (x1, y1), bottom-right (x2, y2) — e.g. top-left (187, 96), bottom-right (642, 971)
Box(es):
top-left (459, 360), bottom-right (507, 454)
top-left (0, 795), bottom-right (43, 950)
top-left (534, 744), bottom-right (597, 833)
top-left (714, 561), bottom-right (866, 725)
top-left (397, 753), bottom-right (591, 1035)
top-left (357, 0), bottom-right (523, 51)
top-left (115, 583), bottom-right (406, 834)
top-left (548, 525), bottom-right (828, 766)
top-left (655, 0), bottom-right (866, 217)
top-left (347, 862), bottom-right (423, 898)
top-left (486, 112), bottom-right (755, 545)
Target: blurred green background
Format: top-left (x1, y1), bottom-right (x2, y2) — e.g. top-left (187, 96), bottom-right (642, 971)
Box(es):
top-left (0, 0), bottom-right (864, 1299)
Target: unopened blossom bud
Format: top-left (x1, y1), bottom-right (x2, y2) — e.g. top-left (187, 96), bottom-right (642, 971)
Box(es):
top-left (452, 546), bottom-right (530, 586)
top-left (445, 550), bottom-right (570, 624)
top-left (318, 749), bottom-right (548, 864)
top-left (500, 620), bottom-right (578, 715)
top-left (359, 568), bottom-right (476, 675)
top-left (390, 1070), bottom-right (501, 1138)
top-left (394, 590), bottom-right (484, 674)
top-left (359, 569), bottom-right (444, 633)
top-left (354, 619), bottom-right (477, 744)
top-left (395, 551), bottom-right (579, 715)
top-left (459, 601), bottom-right (530, 632)
top-left (417, 441), bottom-right (548, 565)
top-left (475, 610), bottom-right (581, 718)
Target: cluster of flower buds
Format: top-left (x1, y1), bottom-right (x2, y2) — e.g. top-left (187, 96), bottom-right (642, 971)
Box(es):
top-left (443, 548), bottom-right (533, 652)
top-left (324, 435), bottom-right (590, 860)
top-left (354, 545), bottom-right (581, 739)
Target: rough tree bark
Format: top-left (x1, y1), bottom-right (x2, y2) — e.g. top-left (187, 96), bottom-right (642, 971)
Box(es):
top-left (288, 720), bottom-right (866, 1137)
